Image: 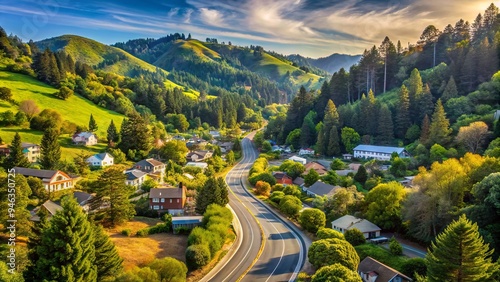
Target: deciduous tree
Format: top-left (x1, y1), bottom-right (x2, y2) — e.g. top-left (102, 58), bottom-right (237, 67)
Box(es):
top-left (19, 100), bottom-right (40, 121)
top-left (308, 238), bottom-right (360, 271)
top-left (311, 263), bottom-right (362, 282)
top-left (456, 121), bottom-right (489, 153)
top-left (365, 182), bottom-right (406, 230)
top-left (299, 208), bottom-right (326, 233)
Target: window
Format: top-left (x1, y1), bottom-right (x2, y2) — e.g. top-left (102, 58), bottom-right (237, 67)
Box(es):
top-left (153, 205), bottom-right (159, 210)
top-left (152, 198), bottom-right (159, 203)
top-left (170, 199), bottom-right (172, 203)
top-left (177, 199), bottom-right (179, 203)
top-left (160, 198), bottom-right (165, 203)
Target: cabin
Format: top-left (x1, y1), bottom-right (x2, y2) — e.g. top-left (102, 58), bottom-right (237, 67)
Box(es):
top-left (133, 158), bottom-right (166, 183)
top-left (72, 132), bottom-right (97, 146)
top-left (306, 181), bottom-right (340, 196)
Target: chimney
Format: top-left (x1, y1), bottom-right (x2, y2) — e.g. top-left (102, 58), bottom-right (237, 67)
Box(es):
top-left (179, 182), bottom-right (183, 189)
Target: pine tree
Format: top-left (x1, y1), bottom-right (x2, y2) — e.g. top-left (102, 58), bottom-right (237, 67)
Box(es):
top-left (89, 114), bottom-right (98, 132)
top-left (327, 126), bottom-right (341, 156)
top-left (420, 114), bottom-right (431, 145)
top-left (323, 100), bottom-right (340, 130)
top-left (426, 214), bottom-right (497, 282)
top-left (216, 177), bottom-right (229, 206)
top-left (106, 120), bottom-right (119, 144)
top-left (428, 99), bottom-right (452, 146)
top-left (91, 167), bottom-right (136, 226)
top-left (33, 196), bottom-right (97, 281)
top-left (24, 211), bottom-right (48, 281)
top-left (118, 113), bottom-right (152, 157)
top-left (196, 177), bottom-right (217, 214)
top-left (416, 84), bottom-right (434, 123)
top-left (94, 224), bottom-right (123, 280)
top-left (441, 76), bottom-right (458, 102)
top-left (354, 165), bottom-right (368, 184)
top-left (5, 132), bottom-right (30, 168)
top-left (395, 85), bottom-right (411, 139)
top-left (316, 122), bottom-right (327, 156)
top-left (40, 128), bottom-right (61, 170)
top-left (300, 111), bottom-right (317, 148)
top-left (408, 68), bottom-right (423, 124)
top-left (377, 105), bottom-right (394, 145)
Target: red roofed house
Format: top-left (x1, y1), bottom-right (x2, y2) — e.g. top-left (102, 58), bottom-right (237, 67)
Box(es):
top-left (272, 171), bottom-right (293, 185)
top-left (149, 183), bottom-right (187, 215)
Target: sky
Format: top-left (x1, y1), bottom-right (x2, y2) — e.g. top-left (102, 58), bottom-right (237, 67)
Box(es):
top-left (0, 0), bottom-right (496, 58)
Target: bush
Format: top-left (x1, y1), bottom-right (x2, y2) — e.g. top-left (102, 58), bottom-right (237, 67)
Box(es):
top-left (148, 223), bottom-right (170, 234)
top-left (344, 228), bottom-right (366, 246)
top-left (185, 244), bottom-right (211, 270)
top-left (255, 180), bottom-right (271, 197)
top-left (299, 208), bottom-right (326, 233)
top-left (311, 263), bottom-right (362, 282)
top-left (308, 238), bottom-right (360, 271)
top-left (283, 185), bottom-right (301, 197)
top-left (270, 191), bottom-right (285, 204)
top-left (202, 204), bottom-right (232, 227)
top-left (136, 229), bottom-right (148, 237)
top-left (279, 195), bottom-right (302, 218)
top-left (400, 258), bottom-right (427, 280)
top-left (389, 237), bottom-right (403, 255)
top-left (316, 228), bottom-right (345, 240)
top-left (121, 229), bottom-right (132, 236)
top-left (272, 184), bottom-right (285, 192)
top-left (208, 223), bottom-right (229, 241)
top-left (148, 257), bottom-right (187, 282)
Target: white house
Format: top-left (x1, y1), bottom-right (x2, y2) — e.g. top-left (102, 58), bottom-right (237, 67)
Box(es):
top-left (72, 132), bottom-right (98, 146)
top-left (125, 169), bottom-right (147, 188)
top-left (185, 162), bottom-right (208, 170)
top-left (288, 155), bottom-right (307, 165)
top-left (331, 215), bottom-right (381, 239)
top-left (298, 148), bottom-right (315, 156)
top-left (86, 153), bottom-right (114, 168)
top-left (353, 145), bottom-right (410, 161)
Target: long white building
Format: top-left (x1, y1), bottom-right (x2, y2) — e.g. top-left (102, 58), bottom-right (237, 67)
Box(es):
top-left (353, 145), bottom-right (409, 161)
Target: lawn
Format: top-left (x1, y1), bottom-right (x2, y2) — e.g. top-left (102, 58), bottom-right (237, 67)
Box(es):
top-left (106, 217), bottom-right (188, 271)
top-left (355, 243), bottom-right (408, 272)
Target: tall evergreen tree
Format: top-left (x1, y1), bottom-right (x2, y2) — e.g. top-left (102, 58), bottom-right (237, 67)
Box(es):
top-left (327, 126), bottom-right (341, 156)
top-left (88, 114), bottom-right (98, 132)
top-left (426, 214), bottom-right (497, 282)
top-left (94, 224), bottom-right (123, 280)
top-left (377, 105), bottom-right (394, 145)
top-left (323, 100), bottom-right (340, 130)
top-left (420, 114), bottom-right (431, 145)
top-left (118, 113), bottom-right (152, 158)
top-left (441, 76), bottom-right (458, 102)
top-left (408, 68), bottom-right (424, 124)
top-left (5, 132), bottom-right (30, 168)
top-left (395, 85), bottom-right (411, 139)
top-left (428, 99), bottom-right (452, 146)
top-left (416, 84), bottom-right (435, 123)
top-left (24, 211), bottom-right (48, 281)
top-left (33, 196), bottom-right (97, 281)
top-left (316, 122), bottom-right (327, 156)
top-left (90, 167), bottom-right (136, 226)
top-left (106, 120), bottom-right (119, 144)
top-left (300, 111), bottom-right (317, 148)
top-left (196, 177), bottom-right (217, 214)
top-left (215, 177), bottom-right (229, 207)
top-left (40, 128), bottom-right (61, 170)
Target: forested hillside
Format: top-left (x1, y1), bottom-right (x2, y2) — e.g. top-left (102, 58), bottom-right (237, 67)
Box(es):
top-left (287, 53), bottom-right (362, 74)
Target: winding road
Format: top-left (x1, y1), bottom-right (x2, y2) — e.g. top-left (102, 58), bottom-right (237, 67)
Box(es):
top-left (202, 133), bottom-right (311, 282)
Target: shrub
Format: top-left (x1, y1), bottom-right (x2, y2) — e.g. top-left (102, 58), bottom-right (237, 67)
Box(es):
top-left (272, 184), bottom-right (285, 192)
top-left (148, 257), bottom-right (187, 282)
top-left (270, 191), bottom-right (285, 204)
top-left (148, 223), bottom-right (170, 234)
top-left (344, 228), bottom-right (366, 246)
top-left (308, 238), bottom-right (360, 271)
top-left (121, 229), bottom-right (132, 236)
top-left (400, 258), bottom-right (427, 280)
top-left (389, 237), bottom-right (403, 255)
top-left (202, 204), bottom-right (232, 227)
top-left (283, 185), bottom-right (301, 197)
top-left (255, 180), bottom-right (271, 197)
top-left (208, 223), bottom-right (229, 241)
top-left (136, 229), bottom-right (148, 237)
top-left (299, 208), bottom-right (326, 233)
top-left (279, 195), bottom-right (302, 218)
top-left (185, 244), bottom-right (211, 270)
top-left (311, 263), bottom-right (362, 282)
top-left (316, 228), bottom-right (345, 240)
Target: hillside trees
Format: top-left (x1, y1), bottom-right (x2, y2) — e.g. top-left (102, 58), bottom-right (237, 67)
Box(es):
top-left (195, 176), bottom-right (229, 214)
top-left (40, 127), bottom-right (61, 170)
top-left (365, 182), bottom-right (407, 230)
top-left (118, 113), bottom-right (152, 160)
top-left (4, 132), bottom-right (30, 168)
top-left (428, 99), bottom-right (452, 146)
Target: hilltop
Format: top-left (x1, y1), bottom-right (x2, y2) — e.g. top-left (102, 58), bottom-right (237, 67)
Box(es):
top-left (287, 53), bottom-right (362, 74)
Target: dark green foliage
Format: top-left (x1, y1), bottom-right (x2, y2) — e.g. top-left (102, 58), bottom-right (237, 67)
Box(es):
top-left (148, 257), bottom-right (187, 282)
top-left (56, 86), bottom-right (73, 100)
top-left (341, 127), bottom-right (360, 153)
top-left (426, 214), bottom-right (498, 281)
top-left (390, 157), bottom-right (407, 177)
top-left (279, 160), bottom-right (305, 179)
top-left (300, 111), bottom-right (317, 148)
top-left (395, 85), bottom-right (411, 139)
top-left (87, 114), bottom-right (98, 133)
top-left (354, 165), bottom-right (367, 184)
top-left (32, 197), bottom-right (97, 281)
top-left (376, 105), bottom-right (394, 145)
top-left (389, 237), bottom-right (403, 255)
top-left (249, 171), bottom-right (276, 186)
top-left (400, 258), bottom-right (427, 280)
top-left (308, 238), bottom-right (360, 271)
top-left (185, 244), bottom-right (211, 270)
top-left (311, 263), bottom-right (362, 282)
top-left (344, 228), bottom-right (366, 246)
top-left (327, 126), bottom-right (341, 156)
top-left (0, 86), bottom-right (12, 101)
top-left (279, 195), bottom-right (302, 218)
top-left (27, 176), bottom-right (48, 202)
top-left (330, 158), bottom-right (346, 170)
top-left (316, 228), bottom-right (345, 240)
top-left (304, 168), bottom-right (320, 187)
top-left (40, 127), bottom-right (61, 170)
top-left (94, 224), bottom-right (123, 280)
top-left (270, 191), bottom-right (285, 204)
top-left (118, 113), bottom-right (152, 159)
top-left (4, 132), bottom-right (30, 169)
top-left (299, 208), bottom-right (326, 233)
top-left (30, 108), bottom-right (62, 131)
top-left (428, 99), bottom-right (451, 146)
top-left (106, 120), bottom-right (119, 144)
top-left (286, 128), bottom-right (302, 150)
top-left (195, 177), bottom-right (229, 214)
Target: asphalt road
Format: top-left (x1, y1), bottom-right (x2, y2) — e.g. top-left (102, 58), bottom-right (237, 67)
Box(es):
top-left (202, 133), bottom-right (309, 282)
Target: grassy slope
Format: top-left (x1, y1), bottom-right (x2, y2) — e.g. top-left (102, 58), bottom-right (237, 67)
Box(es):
top-left (0, 70), bottom-right (124, 159)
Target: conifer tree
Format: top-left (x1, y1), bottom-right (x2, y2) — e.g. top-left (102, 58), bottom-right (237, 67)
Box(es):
top-left (106, 120), bottom-right (119, 144)
top-left (94, 224), bottom-right (123, 280)
top-left (426, 214), bottom-right (497, 282)
top-left (428, 99), bottom-right (452, 146)
top-left (316, 122), bottom-right (327, 156)
top-left (88, 114), bottom-right (98, 132)
top-left (118, 113), bottom-right (152, 158)
top-left (196, 177), bottom-right (217, 214)
top-left (441, 76), bottom-right (458, 102)
top-left (420, 114), bottom-right (431, 145)
top-left (395, 85), bottom-right (411, 139)
top-left (5, 132), bottom-right (30, 168)
top-left (408, 68), bottom-right (423, 123)
top-left (40, 128), bottom-right (61, 170)
top-left (300, 111), bottom-right (317, 148)
top-left (24, 211), bottom-right (48, 281)
top-left (377, 105), bottom-right (394, 145)
top-left (216, 177), bottom-right (229, 206)
top-left (416, 84), bottom-right (434, 123)
top-left (327, 126), bottom-right (341, 156)
top-left (323, 100), bottom-right (340, 130)
top-left (354, 165), bottom-right (368, 184)
top-left (33, 196), bottom-right (97, 281)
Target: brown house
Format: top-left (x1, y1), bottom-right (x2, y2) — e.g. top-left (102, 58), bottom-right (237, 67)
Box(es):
top-left (304, 161), bottom-right (328, 176)
top-left (358, 256), bottom-right (412, 282)
top-left (272, 171), bottom-right (293, 185)
top-left (149, 183), bottom-right (187, 215)
top-left (133, 158), bottom-right (165, 183)
top-left (14, 167), bottom-right (77, 192)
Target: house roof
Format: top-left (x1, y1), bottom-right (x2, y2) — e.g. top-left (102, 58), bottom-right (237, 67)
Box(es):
top-left (304, 162), bottom-right (328, 175)
top-left (93, 152), bottom-right (113, 160)
top-left (125, 169), bottom-right (147, 180)
top-left (73, 132), bottom-right (96, 139)
top-left (149, 187), bottom-right (184, 199)
top-left (21, 142), bottom-right (38, 148)
top-left (14, 167), bottom-right (58, 179)
top-left (73, 191), bottom-right (93, 204)
top-left (293, 177), bottom-right (305, 186)
top-left (331, 215), bottom-right (381, 233)
top-left (172, 216), bottom-right (203, 224)
top-left (358, 257), bottom-right (412, 282)
top-left (186, 162), bottom-right (208, 168)
top-left (289, 156), bottom-right (307, 163)
top-left (353, 145), bottom-right (405, 154)
top-left (272, 171), bottom-right (290, 180)
top-left (134, 158), bottom-right (164, 168)
top-left (42, 200), bottom-right (63, 216)
top-left (187, 150), bottom-right (211, 158)
top-left (307, 181), bottom-right (339, 196)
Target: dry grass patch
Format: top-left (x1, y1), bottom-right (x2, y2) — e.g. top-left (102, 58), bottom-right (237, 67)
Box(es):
top-left (106, 217), bottom-right (188, 271)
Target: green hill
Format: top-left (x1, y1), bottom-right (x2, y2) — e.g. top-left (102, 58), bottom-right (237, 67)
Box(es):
top-left (0, 70), bottom-right (125, 159)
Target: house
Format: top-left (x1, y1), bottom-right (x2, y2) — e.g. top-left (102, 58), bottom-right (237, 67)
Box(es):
top-left (272, 171), bottom-right (293, 185)
top-left (185, 162), bottom-right (209, 170)
top-left (353, 145), bottom-right (410, 161)
top-left (133, 158), bottom-right (166, 183)
top-left (86, 153), bottom-right (114, 168)
top-left (73, 191), bottom-right (93, 212)
top-left (218, 141), bottom-right (233, 153)
top-left (399, 176), bottom-right (415, 187)
top-left (186, 150), bottom-right (213, 162)
top-left (306, 181), bottom-right (340, 196)
top-left (298, 148), bottom-right (315, 156)
top-left (271, 145), bottom-right (283, 152)
top-left (187, 137), bottom-right (208, 147)
top-left (31, 192), bottom-right (93, 221)
top-left (358, 257), bottom-right (412, 282)
top-left (14, 167), bottom-right (77, 192)
top-left (172, 216), bottom-right (203, 233)
top-left (72, 132), bottom-right (98, 146)
top-left (149, 183), bottom-right (187, 215)
top-left (289, 155), bottom-right (307, 165)
top-left (343, 153), bottom-right (353, 160)
top-left (293, 177), bottom-right (305, 188)
top-left (304, 161), bottom-right (328, 176)
top-left (0, 142), bottom-right (41, 163)
top-left (209, 130), bottom-right (221, 138)
top-left (331, 215), bottom-right (381, 239)
top-left (125, 169), bottom-right (147, 188)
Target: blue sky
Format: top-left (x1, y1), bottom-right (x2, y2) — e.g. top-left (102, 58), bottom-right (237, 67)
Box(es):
top-left (0, 0), bottom-right (495, 58)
